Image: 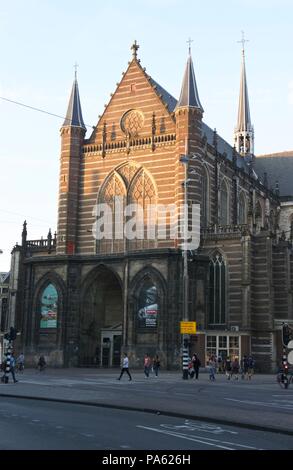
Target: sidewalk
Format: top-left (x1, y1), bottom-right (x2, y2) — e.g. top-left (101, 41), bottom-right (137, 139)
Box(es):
top-left (1, 368), bottom-right (292, 435)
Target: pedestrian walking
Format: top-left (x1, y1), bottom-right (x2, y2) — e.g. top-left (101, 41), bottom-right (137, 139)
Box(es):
top-left (117, 353), bottom-right (132, 381)
top-left (217, 355), bottom-right (223, 373)
top-left (247, 355), bottom-right (255, 380)
top-left (208, 357), bottom-right (216, 381)
top-left (225, 357), bottom-right (232, 380)
top-left (10, 354), bottom-right (18, 383)
top-left (37, 355), bottom-right (46, 372)
top-left (144, 353), bottom-right (151, 377)
top-left (153, 355), bottom-right (160, 377)
top-left (241, 355), bottom-right (248, 379)
top-left (191, 353), bottom-right (201, 379)
top-left (231, 357), bottom-right (240, 380)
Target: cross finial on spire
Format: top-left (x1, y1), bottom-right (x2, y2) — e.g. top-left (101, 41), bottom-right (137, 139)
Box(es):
top-left (187, 37), bottom-right (193, 55)
top-left (131, 40), bottom-right (139, 59)
top-left (237, 31), bottom-right (249, 55)
top-left (74, 62), bottom-right (79, 80)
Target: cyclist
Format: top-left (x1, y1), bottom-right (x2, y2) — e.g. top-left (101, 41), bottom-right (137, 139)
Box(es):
top-left (16, 353), bottom-right (25, 372)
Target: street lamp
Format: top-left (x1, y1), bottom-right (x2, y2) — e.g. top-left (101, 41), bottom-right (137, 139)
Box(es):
top-left (179, 152), bottom-right (203, 379)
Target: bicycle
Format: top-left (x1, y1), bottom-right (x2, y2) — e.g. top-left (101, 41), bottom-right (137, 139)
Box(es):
top-left (277, 371), bottom-right (293, 389)
top-left (15, 363), bottom-right (24, 373)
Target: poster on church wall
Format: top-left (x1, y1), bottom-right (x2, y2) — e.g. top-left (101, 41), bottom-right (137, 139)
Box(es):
top-left (137, 284), bottom-right (158, 329)
top-left (40, 284), bottom-right (58, 329)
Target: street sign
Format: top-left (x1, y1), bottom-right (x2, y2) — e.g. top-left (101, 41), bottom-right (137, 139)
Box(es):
top-left (180, 321), bottom-right (196, 334)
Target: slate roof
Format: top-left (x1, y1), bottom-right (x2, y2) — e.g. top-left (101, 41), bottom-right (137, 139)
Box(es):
top-left (175, 54), bottom-right (203, 111)
top-left (254, 152), bottom-right (293, 197)
top-left (63, 78), bottom-right (86, 130)
top-left (149, 75), bottom-right (252, 176)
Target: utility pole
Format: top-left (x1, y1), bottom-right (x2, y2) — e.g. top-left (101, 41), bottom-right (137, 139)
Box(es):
top-left (180, 147), bottom-right (190, 380)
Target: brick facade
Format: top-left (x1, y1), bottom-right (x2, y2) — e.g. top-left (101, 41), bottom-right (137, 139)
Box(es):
top-left (8, 45), bottom-right (293, 372)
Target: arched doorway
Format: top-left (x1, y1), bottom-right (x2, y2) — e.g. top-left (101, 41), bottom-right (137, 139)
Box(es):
top-left (79, 267), bottom-right (123, 367)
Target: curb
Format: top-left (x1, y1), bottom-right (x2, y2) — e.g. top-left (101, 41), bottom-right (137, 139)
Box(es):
top-left (1, 392), bottom-right (292, 437)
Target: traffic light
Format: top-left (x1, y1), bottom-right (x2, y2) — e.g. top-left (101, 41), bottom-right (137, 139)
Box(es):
top-left (282, 323), bottom-right (292, 347)
top-left (9, 327), bottom-right (17, 341)
top-left (3, 327), bottom-right (17, 342)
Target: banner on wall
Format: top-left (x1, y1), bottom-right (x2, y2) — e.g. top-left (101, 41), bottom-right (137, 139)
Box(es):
top-left (137, 284), bottom-right (158, 329)
top-left (40, 284), bottom-right (58, 329)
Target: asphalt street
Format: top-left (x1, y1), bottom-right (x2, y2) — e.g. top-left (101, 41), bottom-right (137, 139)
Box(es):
top-left (1, 368), bottom-right (293, 440)
top-left (0, 397), bottom-right (292, 450)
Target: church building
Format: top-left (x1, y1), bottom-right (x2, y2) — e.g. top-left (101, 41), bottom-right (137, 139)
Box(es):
top-left (7, 41), bottom-right (293, 371)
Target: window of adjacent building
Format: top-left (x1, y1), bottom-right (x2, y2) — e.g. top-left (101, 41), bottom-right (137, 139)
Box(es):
top-left (206, 335), bottom-right (217, 359)
top-left (229, 336), bottom-right (240, 359)
top-left (40, 284), bottom-right (58, 329)
top-left (206, 335), bottom-right (240, 364)
top-left (219, 181), bottom-right (229, 225)
top-left (209, 253), bottom-right (226, 325)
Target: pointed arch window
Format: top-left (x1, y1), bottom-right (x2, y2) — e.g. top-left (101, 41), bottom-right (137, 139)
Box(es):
top-left (255, 200), bottom-right (263, 231)
top-left (219, 181), bottom-right (229, 225)
top-left (97, 172), bottom-right (126, 254)
top-left (40, 284), bottom-right (58, 329)
top-left (128, 170), bottom-right (157, 250)
top-left (238, 193), bottom-right (247, 225)
top-left (209, 253), bottom-right (226, 325)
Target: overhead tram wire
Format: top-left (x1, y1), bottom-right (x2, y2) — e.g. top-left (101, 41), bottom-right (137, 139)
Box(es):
top-left (0, 96), bottom-right (95, 130)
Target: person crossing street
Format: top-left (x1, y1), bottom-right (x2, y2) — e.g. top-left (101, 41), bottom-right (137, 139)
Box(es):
top-left (117, 353), bottom-right (132, 381)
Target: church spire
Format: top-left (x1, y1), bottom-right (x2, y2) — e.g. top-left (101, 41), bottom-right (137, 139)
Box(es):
top-left (62, 70), bottom-right (86, 130)
top-left (176, 46), bottom-right (203, 112)
top-left (234, 32), bottom-right (254, 156)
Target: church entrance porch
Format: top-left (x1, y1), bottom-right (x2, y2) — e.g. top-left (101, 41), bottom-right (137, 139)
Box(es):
top-left (79, 267), bottom-right (123, 367)
top-left (101, 324), bottom-right (122, 367)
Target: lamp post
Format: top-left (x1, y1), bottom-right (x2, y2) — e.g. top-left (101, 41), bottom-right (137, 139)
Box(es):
top-left (179, 153), bottom-right (202, 379)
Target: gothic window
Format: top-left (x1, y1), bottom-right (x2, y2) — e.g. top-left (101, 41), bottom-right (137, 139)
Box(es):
top-left (219, 181), bottom-right (229, 225)
top-left (128, 170), bottom-right (157, 250)
top-left (238, 193), bottom-right (247, 225)
top-left (97, 172), bottom-right (126, 254)
top-left (201, 167), bottom-right (209, 227)
top-left (255, 200), bottom-right (263, 231)
top-left (209, 253), bottom-right (226, 325)
top-left (40, 284), bottom-right (58, 329)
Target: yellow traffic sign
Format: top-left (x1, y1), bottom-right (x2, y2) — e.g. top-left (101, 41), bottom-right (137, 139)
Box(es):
top-left (180, 321), bottom-right (196, 334)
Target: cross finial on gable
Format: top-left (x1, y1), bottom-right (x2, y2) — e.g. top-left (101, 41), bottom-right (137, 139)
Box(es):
top-left (131, 40), bottom-right (139, 59)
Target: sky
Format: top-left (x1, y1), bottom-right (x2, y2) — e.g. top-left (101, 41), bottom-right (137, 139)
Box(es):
top-left (0, 0), bottom-right (293, 270)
